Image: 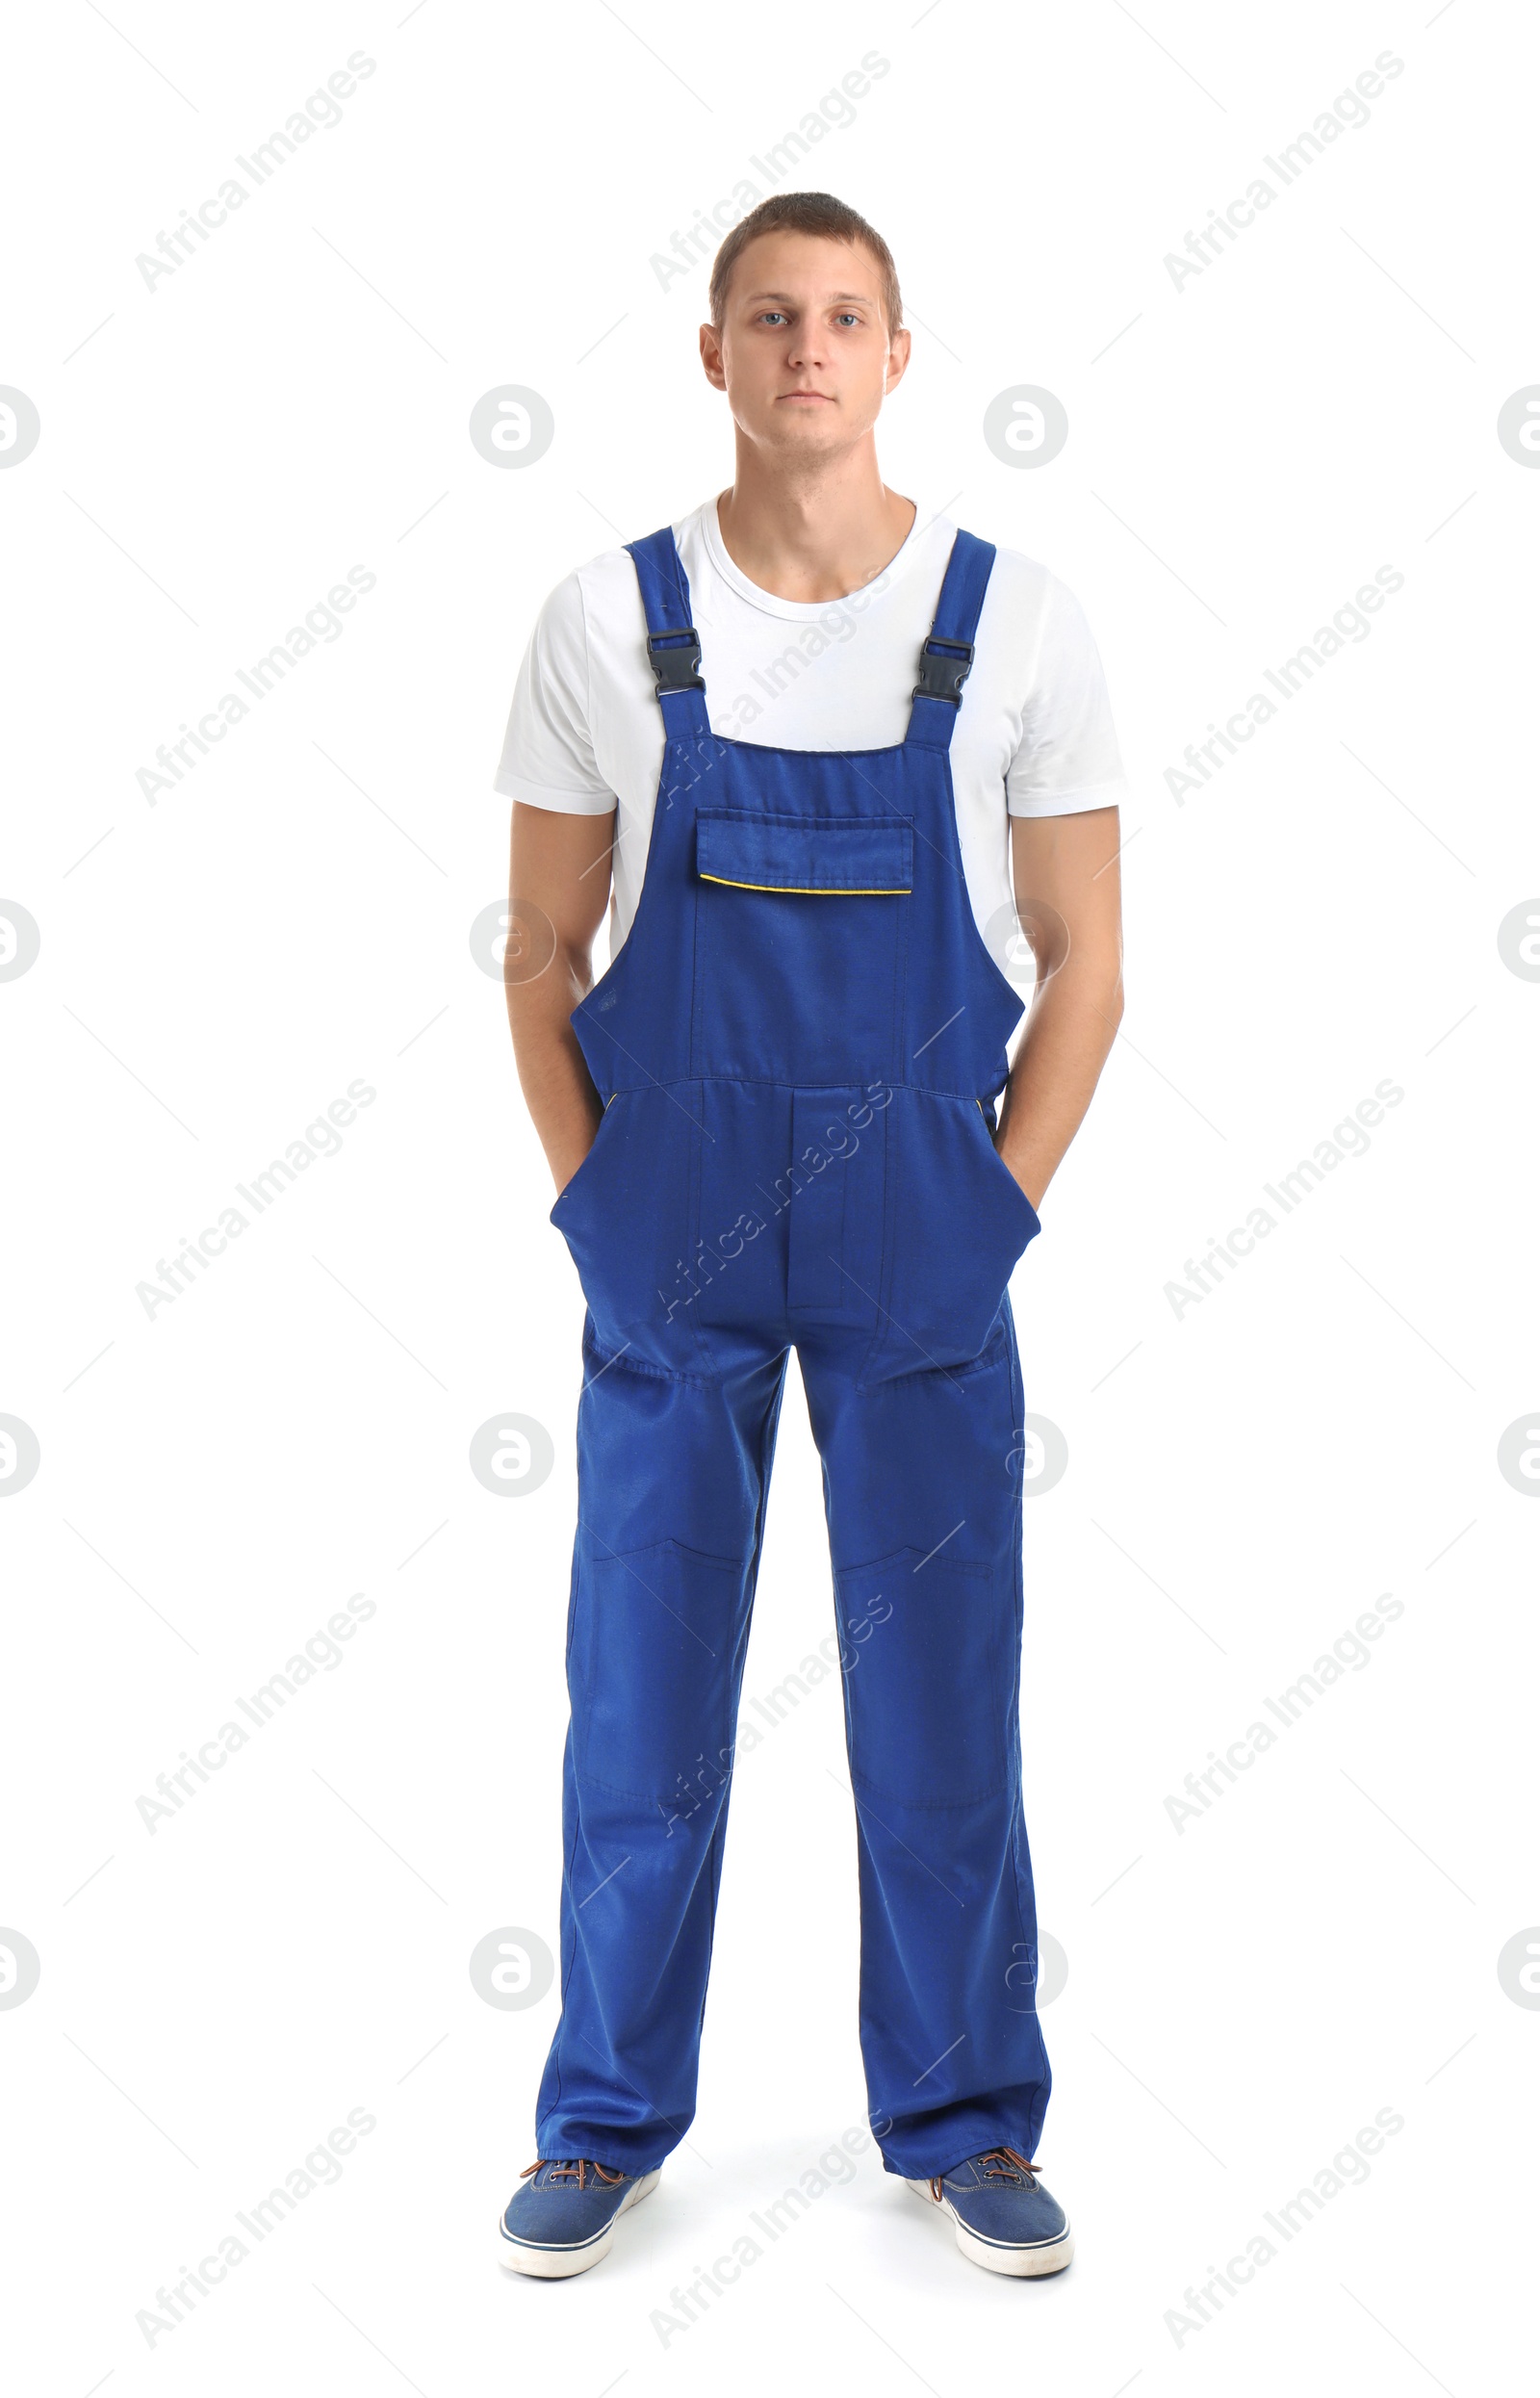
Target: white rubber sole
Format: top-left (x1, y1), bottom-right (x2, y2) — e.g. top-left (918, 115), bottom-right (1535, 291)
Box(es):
top-left (497, 2168), bottom-right (660, 2279)
top-left (905, 2177), bottom-right (1074, 2278)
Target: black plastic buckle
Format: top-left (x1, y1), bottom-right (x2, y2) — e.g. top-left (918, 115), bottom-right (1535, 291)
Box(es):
top-left (911, 634), bottom-right (975, 706)
top-left (647, 628), bottom-right (706, 695)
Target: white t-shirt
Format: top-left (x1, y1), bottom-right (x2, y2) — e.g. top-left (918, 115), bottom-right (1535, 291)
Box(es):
top-left (493, 495), bottom-right (1127, 949)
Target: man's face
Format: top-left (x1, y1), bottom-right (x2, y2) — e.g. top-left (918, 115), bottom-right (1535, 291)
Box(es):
top-left (703, 231), bottom-right (910, 459)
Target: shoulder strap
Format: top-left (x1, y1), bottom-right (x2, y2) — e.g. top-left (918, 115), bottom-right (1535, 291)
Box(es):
top-left (625, 527), bottom-right (710, 738)
top-left (904, 529), bottom-right (997, 751)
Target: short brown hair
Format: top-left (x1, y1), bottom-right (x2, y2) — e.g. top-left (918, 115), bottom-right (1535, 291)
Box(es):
top-left (708, 193), bottom-right (903, 335)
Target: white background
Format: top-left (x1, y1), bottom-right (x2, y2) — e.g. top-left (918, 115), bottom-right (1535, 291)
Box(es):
top-left (3, 1), bottom-right (1535, 2391)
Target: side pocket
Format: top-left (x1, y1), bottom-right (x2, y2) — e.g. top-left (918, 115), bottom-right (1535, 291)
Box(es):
top-left (864, 1091), bottom-right (1036, 1381)
top-left (974, 1098), bottom-right (1040, 1240)
top-left (548, 1085), bottom-right (705, 1377)
top-left (549, 1093), bottom-right (617, 1228)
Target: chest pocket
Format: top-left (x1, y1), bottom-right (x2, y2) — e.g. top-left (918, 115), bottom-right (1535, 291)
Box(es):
top-left (697, 810), bottom-right (911, 896)
top-left (691, 810), bottom-right (911, 1083)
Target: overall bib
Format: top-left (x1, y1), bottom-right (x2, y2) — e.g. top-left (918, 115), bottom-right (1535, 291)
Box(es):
top-left (536, 524), bottom-right (1051, 2179)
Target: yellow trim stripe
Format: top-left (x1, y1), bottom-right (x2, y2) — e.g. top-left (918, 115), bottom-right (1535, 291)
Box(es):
top-left (699, 872), bottom-right (911, 895)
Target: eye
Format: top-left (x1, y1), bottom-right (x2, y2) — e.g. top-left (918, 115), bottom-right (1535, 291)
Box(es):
top-left (758, 310), bottom-right (788, 326)
top-left (834, 312), bottom-right (860, 326)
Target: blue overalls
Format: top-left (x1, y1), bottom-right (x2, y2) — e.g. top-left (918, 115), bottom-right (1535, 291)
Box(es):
top-left (536, 523), bottom-right (1050, 2179)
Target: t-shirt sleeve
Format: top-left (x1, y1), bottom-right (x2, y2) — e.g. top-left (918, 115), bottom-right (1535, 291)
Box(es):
top-left (492, 569), bottom-right (618, 814)
top-left (1006, 575), bottom-right (1129, 817)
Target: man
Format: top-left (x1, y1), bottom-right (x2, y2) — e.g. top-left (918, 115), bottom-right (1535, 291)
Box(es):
top-left (495, 191), bottom-right (1125, 2281)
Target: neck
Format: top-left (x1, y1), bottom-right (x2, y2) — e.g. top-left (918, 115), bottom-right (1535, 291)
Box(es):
top-left (714, 452), bottom-right (916, 603)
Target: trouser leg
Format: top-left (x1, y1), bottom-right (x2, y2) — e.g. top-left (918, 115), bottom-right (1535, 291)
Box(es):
top-left (798, 1303), bottom-right (1051, 2179)
top-left (535, 1318), bottom-right (789, 2172)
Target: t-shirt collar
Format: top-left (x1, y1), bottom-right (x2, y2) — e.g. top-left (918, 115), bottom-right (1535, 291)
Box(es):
top-left (695, 489), bottom-right (937, 621)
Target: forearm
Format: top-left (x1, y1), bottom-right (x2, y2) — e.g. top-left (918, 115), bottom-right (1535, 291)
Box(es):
top-left (506, 954), bottom-right (603, 1196)
top-left (504, 800), bottom-right (618, 1195)
top-left (995, 957), bottom-right (1123, 1212)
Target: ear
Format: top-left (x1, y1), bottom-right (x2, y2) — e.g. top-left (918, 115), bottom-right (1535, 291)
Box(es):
top-left (699, 322), bottom-right (728, 393)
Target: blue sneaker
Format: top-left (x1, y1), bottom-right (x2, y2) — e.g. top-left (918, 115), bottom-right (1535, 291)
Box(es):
top-left (906, 2146), bottom-right (1073, 2277)
top-left (497, 2155), bottom-right (660, 2278)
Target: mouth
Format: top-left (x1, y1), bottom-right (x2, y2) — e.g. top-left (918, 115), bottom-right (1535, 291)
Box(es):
top-left (779, 391), bottom-right (834, 403)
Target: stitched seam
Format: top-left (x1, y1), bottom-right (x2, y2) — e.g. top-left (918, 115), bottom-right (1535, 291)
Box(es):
top-left (1002, 1302), bottom-right (1044, 2054)
top-left (582, 1328), bottom-right (715, 1388)
top-left (850, 1766), bottom-right (1009, 1810)
top-left (582, 1534), bottom-right (740, 1574)
top-left (574, 1761), bottom-right (717, 1803)
top-left (698, 735), bottom-right (931, 761)
top-left (699, 874), bottom-right (911, 894)
top-left (697, 810), bottom-right (915, 827)
top-left (685, 1078), bottom-right (716, 1379)
top-left (836, 1543), bottom-right (990, 1582)
top-left (590, 1071), bottom-right (997, 1102)
top-left (867, 1316), bottom-right (1011, 1393)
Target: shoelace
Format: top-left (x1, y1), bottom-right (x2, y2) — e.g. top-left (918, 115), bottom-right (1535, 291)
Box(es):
top-left (520, 2156), bottom-right (624, 2190)
top-left (928, 2144), bottom-right (1040, 2201)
